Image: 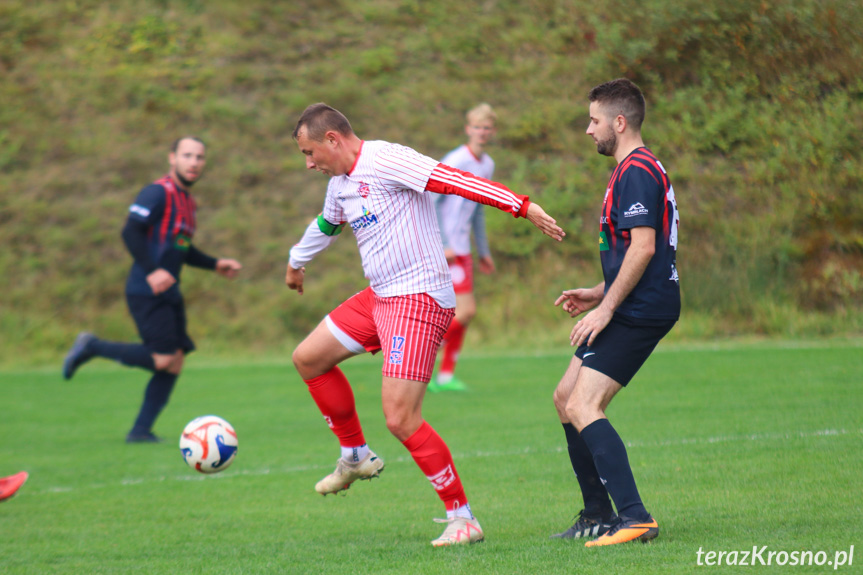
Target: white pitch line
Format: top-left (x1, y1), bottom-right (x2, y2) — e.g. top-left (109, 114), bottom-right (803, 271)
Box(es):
top-left (29, 428), bottom-right (859, 497)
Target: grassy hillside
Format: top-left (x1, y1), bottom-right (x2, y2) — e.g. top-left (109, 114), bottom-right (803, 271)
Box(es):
top-left (2, 0), bottom-right (862, 365)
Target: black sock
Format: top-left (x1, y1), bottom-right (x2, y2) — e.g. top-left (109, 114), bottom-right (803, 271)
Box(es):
top-left (91, 339), bottom-right (155, 371)
top-left (580, 418), bottom-right (650, 521)
top-left (562, 423), bottom-right (615, 520)
top-left (129, 371), bottom-right (178, 434)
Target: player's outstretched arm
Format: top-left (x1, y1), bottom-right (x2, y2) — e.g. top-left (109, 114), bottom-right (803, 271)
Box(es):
top-left (426, 164), bottom-right (564, 241)
top-left (525, 203), bottom-right (565, 241)
top-left (554, 283), bottom-right (604, 317)
top-left (215, 258), bottom-right (242, 278)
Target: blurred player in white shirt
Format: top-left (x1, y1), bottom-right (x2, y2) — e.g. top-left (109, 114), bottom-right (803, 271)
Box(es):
top-left (285, 103), bottom-right (564, 546)
top-left (430, 103), bottom-right (498, 392)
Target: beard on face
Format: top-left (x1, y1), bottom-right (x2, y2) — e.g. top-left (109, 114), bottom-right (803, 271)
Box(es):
top-left (176, 170), bottom-right (199, 188)
top-left (595, 131), bottom-right (617, 157)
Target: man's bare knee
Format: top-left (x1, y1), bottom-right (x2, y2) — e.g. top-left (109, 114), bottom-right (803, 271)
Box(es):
top-left (566, 402), bottom-right (604, 432)
top-left (384, 413), bottom-right (417, 442)
top-left (552, 387), bottom-right (570, 420)
top-left (292, 344), bottom-right (323, 379)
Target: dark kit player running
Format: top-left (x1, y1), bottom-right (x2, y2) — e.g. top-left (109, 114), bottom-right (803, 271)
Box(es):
top-left (551, 79), bottom-right (680, 546)
top-left (63, 137), bottom-right (242, 443)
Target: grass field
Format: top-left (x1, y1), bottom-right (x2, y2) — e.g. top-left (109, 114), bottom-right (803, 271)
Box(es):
top-left (1, 340), bottom-right (861, 574)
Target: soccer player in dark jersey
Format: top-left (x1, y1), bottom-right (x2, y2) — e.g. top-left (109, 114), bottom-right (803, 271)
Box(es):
top-left (550, 78), bottom-right (680, 546)
top-left (62, 137), bottom-right (242, 443)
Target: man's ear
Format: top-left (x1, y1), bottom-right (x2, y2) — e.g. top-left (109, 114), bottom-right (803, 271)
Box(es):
top-left (615, 114), bottom-right (627, 134)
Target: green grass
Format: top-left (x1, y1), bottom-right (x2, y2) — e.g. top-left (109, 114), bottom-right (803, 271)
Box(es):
top-left (2, 341), bottom-right (862, 574)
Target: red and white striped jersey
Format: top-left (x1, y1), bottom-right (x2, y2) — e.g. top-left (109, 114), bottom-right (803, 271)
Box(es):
top-left (320, 140), bottom-right (449, 298)
top-left (436, 145), bottom-right (495, 256)
top-left (292, 140), bottom-right (530, 302)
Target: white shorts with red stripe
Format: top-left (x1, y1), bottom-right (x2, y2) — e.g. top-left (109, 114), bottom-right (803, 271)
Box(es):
top-left (325, 287), bottom-right (455, 383)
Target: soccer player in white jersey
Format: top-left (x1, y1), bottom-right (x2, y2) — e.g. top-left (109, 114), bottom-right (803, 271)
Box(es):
top-left (430, 103), bottom-right (498, 392)
top-left (285, 103), bottom-right (564, 547)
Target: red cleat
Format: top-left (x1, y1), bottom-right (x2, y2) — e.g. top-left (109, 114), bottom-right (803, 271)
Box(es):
top-left (0, 471), bottom-right (29, 502)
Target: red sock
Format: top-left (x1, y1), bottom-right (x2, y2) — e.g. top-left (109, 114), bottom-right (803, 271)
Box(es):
top-left (439, 318), bottom-right (466, 374)
top-left (304, 367), bottom-right (365, 447)
top-left (402, 421), bottom-right (467, 511)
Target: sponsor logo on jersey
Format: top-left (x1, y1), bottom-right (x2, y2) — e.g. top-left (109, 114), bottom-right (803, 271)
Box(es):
top-left (357, 183), bottom-right (370, 198)
top-left (600, 215), bottom-right (608, 224)
top-left (129, 204), bottom-right (151, 218)
top-left (350, 206), bottom-right (379, 231)
top-left (599, 231), bottom-right (610, 251)
top-left (624, 202), bottom-right (649, 217)
top-left (389, 335), bottom-right (406, 365)
top-left (428, 464), bottom-right (456, 491)
top-left (670, 263), bottom-right (679, 283)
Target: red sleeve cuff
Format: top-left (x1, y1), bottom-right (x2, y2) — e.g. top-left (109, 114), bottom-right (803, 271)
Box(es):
top-left (428, 163), bottom-right (530, 218)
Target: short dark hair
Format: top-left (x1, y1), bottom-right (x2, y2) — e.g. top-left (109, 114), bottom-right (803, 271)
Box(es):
top-left (292, 103), bottom-right (354, 141)
top-left (589, 78), bottom-right (646, 132)
top-left (171, 136), bottom-right (205, 152)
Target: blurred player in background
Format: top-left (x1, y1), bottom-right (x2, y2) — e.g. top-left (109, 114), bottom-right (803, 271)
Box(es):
top-left (285, 103), bottom-right (564, 546)
top-left (0, 471), bottom-right (28, 502)
top-left (551, 78), bottom-right (680, 546)
top-left (429, 103), bottom-right (498, 392)
top-left (62, 137), bottom-right (242, 443)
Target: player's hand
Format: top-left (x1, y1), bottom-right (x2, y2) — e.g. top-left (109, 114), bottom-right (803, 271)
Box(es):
top-left (478, 255), bottom-right (495, 274)
top-left (285, 264), bottom-right (305, 295)
top-left (146, 268), bottom-right (177, 296)
top-left (526, 203), bottom-right (565, 241)
top-left (444, 248), bottom-right (457, 263)
top-left (215, 259), bottom-right (242, 279)
top-left (554, 288), bottom-right (602, 318)
top-left (569, 305), bottom-right (612, 348)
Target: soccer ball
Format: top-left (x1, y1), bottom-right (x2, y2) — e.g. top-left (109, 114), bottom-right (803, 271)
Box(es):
top-left (179, 415), bottom-right (238, 474)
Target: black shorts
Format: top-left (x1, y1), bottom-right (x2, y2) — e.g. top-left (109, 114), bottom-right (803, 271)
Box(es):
top-left (574, 314), bottom-right (675, 387)
top-left (126, 294), bottom-right (195, 355)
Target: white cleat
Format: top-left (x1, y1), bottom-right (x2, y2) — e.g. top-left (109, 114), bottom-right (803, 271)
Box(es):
top-left (431, 516), bottom-right (484, 547)
top-left (314, 451), bottom-right (384, 495)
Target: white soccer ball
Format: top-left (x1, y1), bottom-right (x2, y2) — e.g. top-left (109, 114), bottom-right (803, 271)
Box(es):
top-left (179, 415), bottom-right (238, 474)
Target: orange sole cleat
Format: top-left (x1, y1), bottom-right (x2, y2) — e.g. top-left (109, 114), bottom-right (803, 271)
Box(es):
top-left (585, 516), bottom-right (658, 547)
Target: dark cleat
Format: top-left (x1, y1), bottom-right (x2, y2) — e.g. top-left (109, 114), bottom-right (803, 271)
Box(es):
top-left (551, 509), bottom-right (617, 540)
top-left (62, 332), bottom-right (97, 380)
top-left (126, 431), bottom-right (163, 444)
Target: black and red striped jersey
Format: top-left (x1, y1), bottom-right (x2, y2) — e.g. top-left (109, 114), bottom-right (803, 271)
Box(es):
top-left (599, 147), bottom-right (680, 321)
top-left (124, 175), bottom-right (198, 298)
